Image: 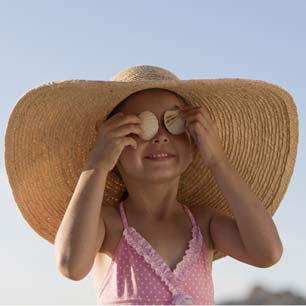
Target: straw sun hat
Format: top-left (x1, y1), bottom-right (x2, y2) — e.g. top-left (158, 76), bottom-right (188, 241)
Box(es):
top-left (4, 65), bottom-right (299, 261)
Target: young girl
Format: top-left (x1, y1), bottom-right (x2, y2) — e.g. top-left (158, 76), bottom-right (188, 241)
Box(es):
top-left (54, 65), bottom-right (286, 305)
top-left (91, 87), bottom-right (214, 305)
top-left (6, 65), bottom-right (294, 305)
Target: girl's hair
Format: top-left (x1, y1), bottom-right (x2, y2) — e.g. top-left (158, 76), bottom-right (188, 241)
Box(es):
top-left (107, 88), bottom-right (188, 203)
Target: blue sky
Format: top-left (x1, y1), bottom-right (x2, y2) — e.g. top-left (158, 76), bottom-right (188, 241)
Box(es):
top-left (1, 0), bottom-right (305, 304)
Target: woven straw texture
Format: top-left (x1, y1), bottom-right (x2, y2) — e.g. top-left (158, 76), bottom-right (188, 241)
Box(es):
top-left (4, 65), bottom-right (299, 261)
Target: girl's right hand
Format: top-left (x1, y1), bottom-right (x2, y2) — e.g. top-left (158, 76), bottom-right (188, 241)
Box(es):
top-left (86, 112), bottom-right (143, 172)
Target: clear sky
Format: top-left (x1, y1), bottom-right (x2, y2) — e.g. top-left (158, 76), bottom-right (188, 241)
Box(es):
top-left (1, 0), bottom-right (305, 304)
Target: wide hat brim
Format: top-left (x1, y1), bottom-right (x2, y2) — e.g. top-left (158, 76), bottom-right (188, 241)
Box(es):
top-left (4, 77), bottom-right (299, 261)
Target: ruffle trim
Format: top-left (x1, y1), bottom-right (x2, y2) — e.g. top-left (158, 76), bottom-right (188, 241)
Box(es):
top-left (123, 224), bottom-right (203, 290)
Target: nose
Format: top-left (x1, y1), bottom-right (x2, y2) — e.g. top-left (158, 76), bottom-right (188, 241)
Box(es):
top-left (150, 125), bottom-right (170, 143)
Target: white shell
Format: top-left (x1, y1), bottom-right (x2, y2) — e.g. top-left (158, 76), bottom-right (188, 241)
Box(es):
top-left (138, 111), bottom-right (159, 140)
top-left (164, 109), bottom-right (185, 135)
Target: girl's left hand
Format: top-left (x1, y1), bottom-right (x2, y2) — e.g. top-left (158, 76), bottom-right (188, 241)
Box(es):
top-left (179, 105), bottom-right (228, 169)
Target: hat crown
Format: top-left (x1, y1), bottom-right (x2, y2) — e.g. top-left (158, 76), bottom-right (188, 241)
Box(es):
top-left (111, 65), bottom-right (180, 82)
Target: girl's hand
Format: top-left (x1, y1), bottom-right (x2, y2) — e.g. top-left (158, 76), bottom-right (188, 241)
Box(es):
top-left (90, 113), bottom-right (142, 172)
top-left (179, 105), bottom-right (228, 169)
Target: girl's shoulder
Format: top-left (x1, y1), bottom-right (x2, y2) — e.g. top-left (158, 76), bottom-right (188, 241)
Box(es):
top-left (189, 205), bottom-right (215, 259)
top-left (102, 204), bottom-right (122, 229)
top-left (189, 204), bottom-right (213, 229)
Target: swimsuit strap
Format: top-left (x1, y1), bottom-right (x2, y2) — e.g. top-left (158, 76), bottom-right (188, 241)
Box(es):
top-left (119, 201), bottom-right (129, 229)
top-left (182, 204), bottom-right (197, 228)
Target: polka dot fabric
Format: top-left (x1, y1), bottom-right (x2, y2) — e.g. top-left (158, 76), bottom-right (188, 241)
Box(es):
top-left (96, 201), bottom-right (215, 305)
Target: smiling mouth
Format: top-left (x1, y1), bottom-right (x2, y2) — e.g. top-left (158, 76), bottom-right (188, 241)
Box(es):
top-left (145, 156), bottom-right (176, 161)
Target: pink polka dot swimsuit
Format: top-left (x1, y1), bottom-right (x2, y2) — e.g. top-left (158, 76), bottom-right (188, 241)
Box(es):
top-left (96, 201), bottom-right (215, 305)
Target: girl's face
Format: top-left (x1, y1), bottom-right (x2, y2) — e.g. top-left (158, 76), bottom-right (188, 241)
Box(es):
top-left (115, 88), bottom-right (196, 183)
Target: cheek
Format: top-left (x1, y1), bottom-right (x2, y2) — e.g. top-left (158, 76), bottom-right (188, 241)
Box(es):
top-left (120, 142), bottom-right (144, 164)
top-left (176, 136), bottom-right (192, 157)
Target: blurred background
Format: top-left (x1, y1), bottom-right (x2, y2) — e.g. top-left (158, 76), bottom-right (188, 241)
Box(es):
top-left (1, 0), bottom-right (305, 304)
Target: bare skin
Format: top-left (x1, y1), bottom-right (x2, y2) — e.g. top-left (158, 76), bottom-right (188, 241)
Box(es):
top-left (91, 88), bottom-right (213, 293)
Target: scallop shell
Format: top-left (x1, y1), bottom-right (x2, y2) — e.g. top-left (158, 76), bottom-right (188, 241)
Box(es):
top-left (164, 109), bottom-right (185, 135)
top-left (138, 110), bottom-right (159, 140)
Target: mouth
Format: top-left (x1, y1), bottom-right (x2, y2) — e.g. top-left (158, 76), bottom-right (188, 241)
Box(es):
top-left (144, 155), bottom-right (176, 161)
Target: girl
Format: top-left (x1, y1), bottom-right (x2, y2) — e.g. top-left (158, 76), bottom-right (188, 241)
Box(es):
top-left (90, 87), bottom-right (217, 305)
top-left (6, 65), bottom-right (295, 305)
top-left (59, 69), bottom-right (285, 304)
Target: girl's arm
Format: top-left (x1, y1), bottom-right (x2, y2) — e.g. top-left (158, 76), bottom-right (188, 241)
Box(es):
top-left (54, 165), bottom-right (108, 280)
top-left (208, 159), bottom-right (283, 267)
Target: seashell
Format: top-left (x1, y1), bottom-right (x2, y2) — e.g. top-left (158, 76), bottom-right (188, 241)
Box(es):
top-left (164, 109), bottom-right (185, 135)
top-left (138, 110), bottom-right (159, 140)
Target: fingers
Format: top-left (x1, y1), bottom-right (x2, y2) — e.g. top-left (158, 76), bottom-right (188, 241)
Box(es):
top-left (180, 105), bottom-right (215, 128)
